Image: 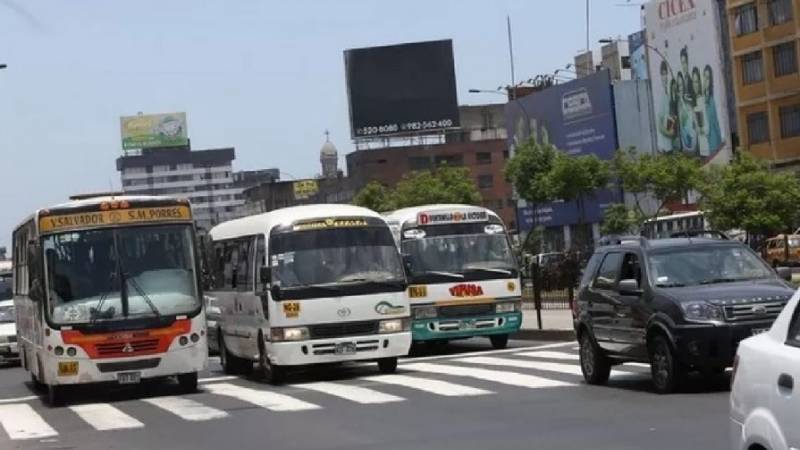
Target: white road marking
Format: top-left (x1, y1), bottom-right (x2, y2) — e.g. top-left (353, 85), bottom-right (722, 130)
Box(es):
top-left (142, 396), bottom-right (229, 422)
top-left (362, 374), bottom-right (492, 397)
top-left (292, 382), bottom-right (404, 404)
top-left (0, 403), bottom-right (58, 440)
top-left (199, 376), bottom-right (238, 384)
top-left (516, 351), bottom-right (579, 361)
top-left (204, 382), bottom-right (321, 411)
top-left (70, 403), bottom-right (145, 431)
top-left (458, 356), bottom-right (646, 377)
top-left (403, 362), bottom-right (573, 389)
top-left (0, 395), bottom-right (39, 404)
top-left (403, 341), bottom-right (575, 363)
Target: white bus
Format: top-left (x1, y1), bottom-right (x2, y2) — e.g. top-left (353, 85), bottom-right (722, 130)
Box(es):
top-left (384, 205), bottom-right (522, 349)
top-left (13, 195), bottom-right (207, 405)
top-left (641, 211), bottom-right (709, 239)
top-left (207, 204), bottom-right (411, 383)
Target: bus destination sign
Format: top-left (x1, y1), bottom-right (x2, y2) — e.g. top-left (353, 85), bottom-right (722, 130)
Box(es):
top-left (39, 206), bottom-right (192, 233)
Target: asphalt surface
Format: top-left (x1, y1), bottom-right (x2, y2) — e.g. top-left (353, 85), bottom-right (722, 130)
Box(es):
top-left (0, 338), bottom-right (731, 450)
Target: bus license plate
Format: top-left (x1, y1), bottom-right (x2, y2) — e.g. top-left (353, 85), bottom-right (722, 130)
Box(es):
top-left (117, 372), bottom-right (141, 384)
top-left (335, 342), bottom-right (356, 355)
top-left (57, 361), bottom-right (79, 376)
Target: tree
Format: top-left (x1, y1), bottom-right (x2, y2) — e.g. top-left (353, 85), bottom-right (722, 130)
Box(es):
top-left (699, 153), bottom-right (800, 238)
top-left (600, 203), bottom-right (643, 236)
top-left (352, 181), bottom-right (395, 212)
top-left (352, 166), bottom-right (481, 212)
top-left (612, 148), bottom-right (703, 221)
top-left (548, 153), bottom-right (611, 224)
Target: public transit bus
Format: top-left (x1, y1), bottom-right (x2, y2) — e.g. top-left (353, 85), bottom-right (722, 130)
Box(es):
top-left (207, 204), bottom-right (411, 383)
top-left (640, 211), bottom-right (709, 239)
top-left (384, 205), bottom-right (522, 349)
top-left (12, 195), bottom-right (207, 405)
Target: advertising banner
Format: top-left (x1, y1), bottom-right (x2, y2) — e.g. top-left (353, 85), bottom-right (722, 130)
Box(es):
top-left (628, 30), bottom-right (649, 81)
top-left (644, 0), bottom-right (731, 164)
top-left (505, 70), bottom-right (620, 231)
top-left (293, 180), bottom-right (319, 200)
top-left (120, 112), bottom-right (188, 150)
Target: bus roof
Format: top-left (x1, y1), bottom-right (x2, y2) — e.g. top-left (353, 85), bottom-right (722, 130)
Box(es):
top-left (643, 211), bottom-right (704, 223)
top-left (384, 204), bottom-right (502, 227)
top-left (209, 204), bottom-right (385, 241)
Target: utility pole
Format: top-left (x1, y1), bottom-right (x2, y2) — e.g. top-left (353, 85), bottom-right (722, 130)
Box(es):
top-left (507, 15), bottom-right (516, 100)
top-left (585, 0), bottom-right (590, 52)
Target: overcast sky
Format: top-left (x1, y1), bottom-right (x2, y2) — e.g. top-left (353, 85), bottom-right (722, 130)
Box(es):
top-left (0, 0), bottom-right (641, 249)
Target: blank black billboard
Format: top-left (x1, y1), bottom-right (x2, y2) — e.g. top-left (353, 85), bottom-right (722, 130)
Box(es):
top-left (344, 39), bottom-right (460, 138)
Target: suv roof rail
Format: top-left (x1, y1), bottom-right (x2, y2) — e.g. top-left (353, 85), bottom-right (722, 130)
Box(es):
top-left (598, 235), bottom-right (649, 248)
top-left (668, 229), bottom-right (730, 240)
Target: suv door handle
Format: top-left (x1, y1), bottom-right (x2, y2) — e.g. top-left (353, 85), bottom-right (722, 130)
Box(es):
top-left (778, 373), bottom-right (794, 392)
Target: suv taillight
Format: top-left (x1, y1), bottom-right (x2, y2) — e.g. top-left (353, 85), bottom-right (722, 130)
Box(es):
top-left (731, 354), bottom-right (740, 388)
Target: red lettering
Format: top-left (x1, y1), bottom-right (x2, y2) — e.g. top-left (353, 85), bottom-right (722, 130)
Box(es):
top-left (449, 284), bottom-right (485, 298)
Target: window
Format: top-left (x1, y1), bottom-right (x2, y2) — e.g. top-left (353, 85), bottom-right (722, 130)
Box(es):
top-left (177, 163), bottom-right (193, 171)
top-left (619, 253), bottom-right (642, 285)
top-left (223, 242), bottom-right (239, 289)
top-left (773, 42), bottom-right (797, 77)
top-left (503, 150), bottom-right (510, 159)
top-left (435, 154), bottom-right (463, 167)
top-left (747, 111), bottom-right (770, 144)
top-left (408, 156), bottom-right (431, 171)
top-left (236, 238), bottom-right (253, 290)
top-left (478, 175), bottom-right (494, 189)
top-left (769, 0), bottom-right (793, 26)
top-left (788, 301), bottom-right (800, 346)
top-left (741, 51), bottom-right (764, 84)
top-left (507, 198), bottom-right (516, 208)
top-left (476, 152), bottom-right (492, 165)
top-left (780, 105), bottom-right (800, 138)
top-left (593, 253), bottom-right (623, 290)
top-left (579, 253), bottom-right (603, 288)
top-left (735, 3), bottom-right (759, 36)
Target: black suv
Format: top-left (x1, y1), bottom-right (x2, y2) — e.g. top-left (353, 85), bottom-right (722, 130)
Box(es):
top-left (574, 236), bottom-right (795, 393)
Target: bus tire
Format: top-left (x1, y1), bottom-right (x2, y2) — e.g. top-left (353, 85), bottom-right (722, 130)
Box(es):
top-left (178, 372), bottom-right (198, 394)
top-left (46, 384), bottom-right (64, 407)
top-left (489, 334), bottom-right (509, 349)
top-left (377, 357), bottom-right (398, 374)
top-left (220, 335), bottom-right (248, 375)
top-left (258, 339), bottom-right (284, 385)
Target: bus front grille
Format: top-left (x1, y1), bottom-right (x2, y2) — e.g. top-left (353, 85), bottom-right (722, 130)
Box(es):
top-left (438, 304), bottom-right (494, 317)
top-left (94, 338), bottom-right (160, 357)
top-left (309, 321), bottom-right (379, 339)
top-left (97, 358), bottom-right (161, 373)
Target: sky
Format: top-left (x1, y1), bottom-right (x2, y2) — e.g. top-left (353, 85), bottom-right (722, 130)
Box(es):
top-left (0, 0), bottom-right (642, 249)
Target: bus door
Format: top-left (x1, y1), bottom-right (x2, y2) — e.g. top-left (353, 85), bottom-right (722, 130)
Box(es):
top-left (253, 235), bottom-right (271, 336)
top-left (234, 236), bottom-right (260, 359)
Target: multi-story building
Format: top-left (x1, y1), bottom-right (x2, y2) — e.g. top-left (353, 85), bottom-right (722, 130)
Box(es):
top-left (728, 0), bottom-right (800, 166)
top-left (117, 147), bottom-right (242, 232)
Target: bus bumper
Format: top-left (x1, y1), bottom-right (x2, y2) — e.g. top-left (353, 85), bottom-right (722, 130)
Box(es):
top-left (411, 312), bottom-right (522, 341)
top-left (43, 341), bottom-right (208, 386)
top-left (268, 332), bottom-right (412, 366)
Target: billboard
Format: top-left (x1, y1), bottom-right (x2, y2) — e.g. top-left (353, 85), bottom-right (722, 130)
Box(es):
top-left (505, 70), bottom-right (620, 231)
top-left (344, 39), bottom-right (460, 139)
top-left (644, 0), bottom-right (731, 164)
top-left (293, 180), bottom-right (319, 200)
top-left (120, 112), bottom-right (188, 150)
top-left (628, 30), bottom-right (649, 81)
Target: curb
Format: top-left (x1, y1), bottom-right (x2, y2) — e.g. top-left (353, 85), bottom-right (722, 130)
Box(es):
top-left (512, 328), bottom-right (576, 342)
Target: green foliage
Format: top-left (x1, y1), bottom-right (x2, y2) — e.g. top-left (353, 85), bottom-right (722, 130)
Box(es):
top-left (612, 148), bottom-right (703, 219)
top-left (699, 153), bottom-right (800, 236)
top-left (600, 203), bottom-right (643, 236)
top-left (548, 153), bottom-right (610, 223)
top-left (504, 138), bottom-right (558, 206)
top-left (352, 166), bottom-right (481, 212)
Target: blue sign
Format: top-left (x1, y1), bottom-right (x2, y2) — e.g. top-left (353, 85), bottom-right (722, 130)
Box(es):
top-left (505, 70), bottom-right (620, 231)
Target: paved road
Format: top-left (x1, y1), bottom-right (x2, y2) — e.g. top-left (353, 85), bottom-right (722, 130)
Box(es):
top-left (0, 339), bottom-right (730, 450)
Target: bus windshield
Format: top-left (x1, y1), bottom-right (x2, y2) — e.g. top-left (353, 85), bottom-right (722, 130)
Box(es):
top-left (402, 223), bottom-right (517, 282)
top-left (43, 224), bottom-right (200, 325)
top-left (270, 226), bottom-right (404, 291)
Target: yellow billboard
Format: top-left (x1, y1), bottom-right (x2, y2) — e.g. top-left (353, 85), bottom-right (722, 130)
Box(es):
top-left (293, 180), bottom-right (319, 200)
top-left (120, 112), bottom-right (188, 150)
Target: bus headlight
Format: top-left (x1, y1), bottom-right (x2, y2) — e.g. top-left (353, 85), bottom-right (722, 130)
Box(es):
top-left (271, 327), bottom-right (309, 342)
top-left (496, 301), bottom-right (520, 314)
top-left (412, 305), bottom-right (437, 319)
top-left (379, 319), bottom-right (409, 334)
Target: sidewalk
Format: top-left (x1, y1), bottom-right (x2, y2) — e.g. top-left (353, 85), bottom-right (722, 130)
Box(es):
top-left (511, 308), bottom-right (576, 342)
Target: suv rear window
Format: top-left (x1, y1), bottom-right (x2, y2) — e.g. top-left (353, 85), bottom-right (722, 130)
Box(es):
top-left (593, 253), bottom-right (622, 290)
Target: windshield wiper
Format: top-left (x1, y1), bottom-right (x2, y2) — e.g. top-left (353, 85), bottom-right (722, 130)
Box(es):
top-left (416, 271), bottom-right (464, 280)
top-left (655, 282), bottom-right (687, 288)
top-left (281, 283), bottom-right (343, 294)
top-left (699, 277), bottom-right (741, 285)
top-left (463, 267), bottom-right (514, 276)
top-left (337, 278), bottom-right (406, 288)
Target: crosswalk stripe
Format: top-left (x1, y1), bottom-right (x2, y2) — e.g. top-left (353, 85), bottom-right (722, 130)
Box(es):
top-left (204, 382), bottom-right (321, 411)
top-left (199, 376), bottom-right (238, 384)
top-left (362, 374), bottom-right (492, 397)
top-left (457, 356), bottom-right (645, 377)
top-left (70, 403), bottom-right (145, 431)
top-left (0, 403), bottom-right (58, 440)
top-left (516, 351), bottom-right (579, 361)
top-left (403, 362), bottom-right (573, 389)
top-left (142, 396), bottom-right (229, 421)
top-left (291, 382), bottom-right (404, 404)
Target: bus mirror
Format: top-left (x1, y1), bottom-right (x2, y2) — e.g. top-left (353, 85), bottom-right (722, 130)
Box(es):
top-left (29, 278), bottom-right (44, 303)
top-left (402, 254), bottom-right (413, 273)
top-left (259, 267), bottom-right (271, 285)
top-left (269, 283), bottom-right (281, 300)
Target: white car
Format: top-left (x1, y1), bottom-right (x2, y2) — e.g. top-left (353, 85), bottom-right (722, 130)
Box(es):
top-left (0, 299), bottom-right (18, 364)
top-left (731, 289), bottom-right (800, 450)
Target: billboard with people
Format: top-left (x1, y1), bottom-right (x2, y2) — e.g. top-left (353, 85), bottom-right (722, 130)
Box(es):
top-left (644, 0), bottom-right (731, 164)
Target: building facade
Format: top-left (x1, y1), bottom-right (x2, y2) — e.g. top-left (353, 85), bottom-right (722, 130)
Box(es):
top-left (728, 0), bottom-right (800, 166)
top-left (117, 147), bottom-right (241, 232)
top-left (242, 176), bottom-right (358, 216)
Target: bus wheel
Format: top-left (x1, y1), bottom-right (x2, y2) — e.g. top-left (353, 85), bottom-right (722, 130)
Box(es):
top-left (46, 384), bottom-right (64, 407)
top-left (489, 334), bottom-right (509, 349)
top-left (377, 357), bottom-right (398, 374)
top-left (258, 339), bottom-right (284, 385)
top-left (178, 372), bottom-right (198, 394)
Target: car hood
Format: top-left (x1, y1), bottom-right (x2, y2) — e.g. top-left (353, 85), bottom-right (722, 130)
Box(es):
top-left (657, 279), bottom-right (795, 304)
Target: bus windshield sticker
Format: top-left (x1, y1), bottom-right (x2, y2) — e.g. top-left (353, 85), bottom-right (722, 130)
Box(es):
top-left (40, 205), bottom-right (192, 233)
top-left (417, 210), bottom-right (488, 225)
top-left (292, 218), bottom-right (368, 231)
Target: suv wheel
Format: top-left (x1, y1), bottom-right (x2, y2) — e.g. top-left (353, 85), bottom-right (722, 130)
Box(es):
top-left (579, 332), bottom-right (611, 385)
top-left (649, 334), bottom-right (684, 394)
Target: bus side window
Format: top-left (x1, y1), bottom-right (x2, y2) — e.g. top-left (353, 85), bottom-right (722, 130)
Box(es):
top-left (223, 242), bottom-right (238, 290)
top-left (237, 237), bottom-right (253, 291)
top-left (255, 235), bottom-right (267, 293)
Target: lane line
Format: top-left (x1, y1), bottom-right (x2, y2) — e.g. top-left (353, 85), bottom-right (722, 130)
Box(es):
top-left (199, 376), bottom-right (238, 384)
top-left (142, 396), bottom-right (229, 421)
top-left (403, 362), bottom-right (574, 389)
top-left (515, 351), bottom-right (579, 361)
top-left (457, 356), bottom-right (643, 377)
top-left (0, 395), bottom-right (39, 404)
top-left (204, 382), bottom-right (321, 411)
top-left (70, 403), bottom-right (145, 431)
top-left (0, 403), bottom-right (58, 440)
top-left (402, 341), bottom-right (575, 363)
top-left (291, 382), bottom-right (404, 404)
top-left (361, 374), bottom-right (492, 397)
